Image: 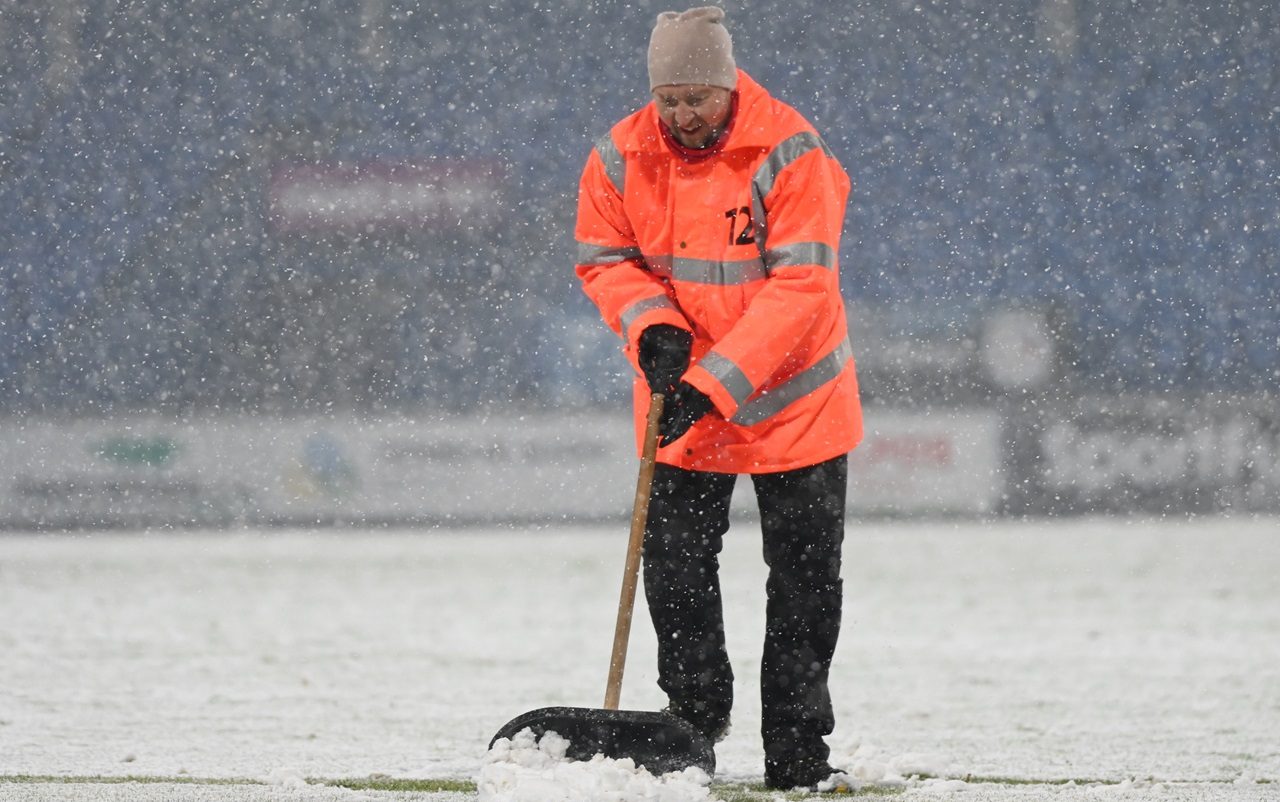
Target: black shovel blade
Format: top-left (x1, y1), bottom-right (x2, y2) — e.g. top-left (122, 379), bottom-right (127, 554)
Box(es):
top-left (488, 706), bottom-right (716, 777)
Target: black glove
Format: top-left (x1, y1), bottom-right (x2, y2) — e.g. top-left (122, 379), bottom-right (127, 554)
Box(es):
top-left (637, 324), bottom-right (692, 395)
top-left (659, 382), bottom-right (714, 446)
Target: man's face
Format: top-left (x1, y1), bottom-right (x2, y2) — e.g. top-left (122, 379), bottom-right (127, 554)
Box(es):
top-left (652, 84), bottom-right (733, 149)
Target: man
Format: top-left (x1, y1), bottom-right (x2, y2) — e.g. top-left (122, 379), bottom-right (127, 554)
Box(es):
top-left (573, 6), bottom-right (863, 792)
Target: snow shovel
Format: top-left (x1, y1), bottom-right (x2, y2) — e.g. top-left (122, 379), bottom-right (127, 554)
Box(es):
top-left (489, 393), bottom-right (716, 777)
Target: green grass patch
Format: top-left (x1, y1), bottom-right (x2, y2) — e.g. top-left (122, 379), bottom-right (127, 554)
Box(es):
top-left (320, 776), bottom-right (476, 793)
top-left (0, 775), bottom-right (251, 786)
top-left (962, 775), bottom-right (1093, 786)
top-left (712, 783), bottom-right (903, 801)
top-left (0, 774), bottom-right (477, 793)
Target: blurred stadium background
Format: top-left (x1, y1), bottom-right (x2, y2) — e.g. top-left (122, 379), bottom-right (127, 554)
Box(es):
top-left (2, 0), bottom-right (1277, 526)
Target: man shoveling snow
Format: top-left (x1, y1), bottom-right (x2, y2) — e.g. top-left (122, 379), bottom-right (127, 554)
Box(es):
top-left (573, 5), bottom-right (863, 791)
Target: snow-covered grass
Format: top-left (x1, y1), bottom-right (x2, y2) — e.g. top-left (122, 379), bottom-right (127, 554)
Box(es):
top-left (1, 517), bottom-right (1277, 800)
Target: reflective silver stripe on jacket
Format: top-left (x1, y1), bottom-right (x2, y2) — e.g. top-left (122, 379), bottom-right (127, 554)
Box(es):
top-left (576, 242), bottom-right (643, 266)
top-left (750, 131), bottom-right (836, 263)
top-left (697, 351), bottom-right (755, 409)
top-left (646, 254), bottom-right (767, 285)
top-left (764, 241), bottom-right (836, 272)
top-left (619, 294), bottom-right (679, 333)
top-left (580, 241), bottom-right (830, 276)
top-left (732, 337), bottom-right (853, 426)
top-left (753, 131), bottom-right (834, 200)
top-left (595, 133), bottom-right (625, 195)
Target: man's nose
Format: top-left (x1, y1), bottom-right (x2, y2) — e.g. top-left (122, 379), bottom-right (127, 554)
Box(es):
top-left (673, 106), bottom-right (697, 126)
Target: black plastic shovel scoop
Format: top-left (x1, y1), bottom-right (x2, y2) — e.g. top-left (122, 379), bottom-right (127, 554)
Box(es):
top-left (489, 394), bottom-right (716, 777)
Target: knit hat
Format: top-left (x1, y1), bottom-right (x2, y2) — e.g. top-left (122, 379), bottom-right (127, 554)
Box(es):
top-left (647, 7), bottom-right (737, 91)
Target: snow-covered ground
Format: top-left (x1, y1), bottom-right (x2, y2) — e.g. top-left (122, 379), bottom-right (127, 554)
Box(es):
top-left (1, 517), bottom-right (1277, 800)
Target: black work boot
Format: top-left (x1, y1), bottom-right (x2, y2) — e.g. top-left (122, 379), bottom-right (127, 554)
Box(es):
top-left (764, 756), bottom-right (853, 791)
top-left (764, 728), bottom-right (850, 791)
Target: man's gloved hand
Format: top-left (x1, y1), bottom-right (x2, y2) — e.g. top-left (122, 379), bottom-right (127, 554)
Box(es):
top-left (659, 382), bottom-right (714, 446)
top-left (638, 324), bottom-right (692, 395)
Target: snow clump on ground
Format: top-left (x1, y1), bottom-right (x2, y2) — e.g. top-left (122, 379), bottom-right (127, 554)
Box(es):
top-left (478, 727), bottom-right (712, 802)
top-left (838, 741), bottom-right (962, 787)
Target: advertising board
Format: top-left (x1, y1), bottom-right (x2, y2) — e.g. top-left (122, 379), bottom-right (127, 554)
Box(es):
top-left (846, 408), bottom-right (1004, 515)
top-left (268, 161), bottom-right (503, 232)
top-left (1015, 397), bottom-right (1280, 514)
top-left (0, 415), bottom-right (634, 528)
top-left (0, 407), bottom-right (1005, 528)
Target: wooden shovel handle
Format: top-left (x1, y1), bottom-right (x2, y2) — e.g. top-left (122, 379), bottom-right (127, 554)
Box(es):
top-left (604, 392), bottom-right (665, 710)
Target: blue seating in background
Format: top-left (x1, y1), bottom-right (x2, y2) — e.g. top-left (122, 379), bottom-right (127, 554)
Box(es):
top-left (2, 0), bottom-right (1277, 409)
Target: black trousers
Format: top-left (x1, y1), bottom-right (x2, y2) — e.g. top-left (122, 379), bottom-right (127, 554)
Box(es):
top-left (641, 454), bottom-right (847, 763)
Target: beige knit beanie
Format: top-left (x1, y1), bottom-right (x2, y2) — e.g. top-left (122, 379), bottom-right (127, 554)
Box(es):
top-left (647, 7), bottom-right (737, 91)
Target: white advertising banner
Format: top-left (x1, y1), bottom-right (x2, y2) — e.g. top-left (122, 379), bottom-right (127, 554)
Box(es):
top-left (845, 408), bottom-right (1004, 515)
top-left (0, 415), bottom-right (636, 528)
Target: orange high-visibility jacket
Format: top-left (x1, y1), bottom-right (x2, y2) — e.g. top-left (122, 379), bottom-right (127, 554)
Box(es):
top-left (575, 70), bottom-right (862, 474)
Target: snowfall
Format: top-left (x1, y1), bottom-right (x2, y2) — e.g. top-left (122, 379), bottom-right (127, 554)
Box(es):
top-left (1, 517), bottom-right (1277, 801)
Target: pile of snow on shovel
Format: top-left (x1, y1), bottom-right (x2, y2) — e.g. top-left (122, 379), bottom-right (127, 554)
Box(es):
top-left (479, 727), bottom-right (712, 802)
